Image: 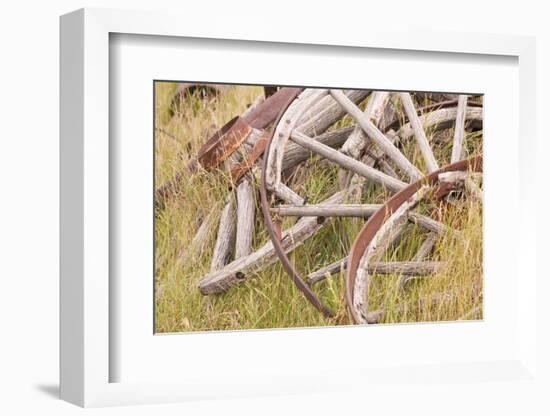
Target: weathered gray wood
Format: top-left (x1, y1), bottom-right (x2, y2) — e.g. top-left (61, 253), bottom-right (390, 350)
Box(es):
top-left (438, 171), bottom-right (467, 191)
top-left (338, 91), bottom-right (391, 189)
top-left (397, 107), bottom-right (482, 143)
top-left (308, 257), bottom-right (444, 284)
top-left (408, 211), bottom-right (460, 238)
top-left (451, 95), bottom-right (469, 163)
top-left (271, 203), bottom-right (458, 237)
top-left (371, 220), bottom-right (407, 261)
top-left (399, 92), bottom-right (439, 172)
top-left (282, 125), bottom-right (354, 171)
top-left (330, 89), bottom-right (423, 181)
top-left (289, 130), bottom-right (407, 192)
top-left (352, 186), bottom-right (428, 323)
top-left (265, 89), bottom-right (328, 191)
top-left (198, 189), bottom-right (349, 294)
top-left (341, 91), bottom-right (391, 160)
top-left (235, 178), bottom-right (255, 258)
top-left (273, 183), bottom-right (305, 205)
top-left (271, 203), bottom-right (380, 218)
top-left (307, 257), bottom-right (348, 284)
top-left (209, 196), bottom-right (237, 272)
top-left (397, 232), bottom-right (437, 289)
top-left (296, 90), bottom-right (370, 137)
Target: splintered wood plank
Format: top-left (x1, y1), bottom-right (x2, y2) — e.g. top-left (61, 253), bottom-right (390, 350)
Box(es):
top-left (330, 89), bottom-right (423, 181)
top-left (451, 95), bottom-right (469, 163)
top-left (209, 196), bottom-right (237, 272)
top-left (399, 92), bottom-right (439, 173)
top-left (289, 130), bottom-right (407, 192)
top-left (235, 178), bottom-right (255, 258)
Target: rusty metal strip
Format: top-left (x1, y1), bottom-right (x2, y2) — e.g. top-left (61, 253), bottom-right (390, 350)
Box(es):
top-left (230, 131), bottom-right (270, 183)
top-left (260, 88), bottom-right (335, 318)
top-left (345, 156), bottom-right (482, 324)
top-left (194, 115), bottom-right (252, 170)
top-left (243, 87), bottom-right (303, 129)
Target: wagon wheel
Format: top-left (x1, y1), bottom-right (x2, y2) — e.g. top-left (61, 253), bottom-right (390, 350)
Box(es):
top-left (259, 88), bottom-right (483, 321)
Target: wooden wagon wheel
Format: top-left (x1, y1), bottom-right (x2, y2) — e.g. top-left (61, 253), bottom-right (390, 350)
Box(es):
top-left (257, 88), bottom-right (483, 320)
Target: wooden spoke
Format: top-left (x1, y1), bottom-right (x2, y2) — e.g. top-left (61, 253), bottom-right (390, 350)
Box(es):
top-left (399, 92), bottom-right (439, 172)
top-left (308, 257), bottom-right (444, 285)
top-left (289, 130), bottom-right (407, 192)
top-left (451, 95), bottom-right (469, 163)
top-left (397, 232), bottom-right (438, 289)
top-left (282, 125), bottom-right (354, 171)
top-left (397, 106), bottom-right (482, 143)
top-left (338, 91), bottom-right (392, 189)
top-left (340, 91), bottom-right (391, 160)
top-left (329, 89), bottom-right (423, 181)
top-left (270, 203), bottom-right (458, 237)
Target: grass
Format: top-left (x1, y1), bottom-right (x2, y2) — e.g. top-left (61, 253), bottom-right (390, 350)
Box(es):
top-left (154, 82), bottom-right (483, 333)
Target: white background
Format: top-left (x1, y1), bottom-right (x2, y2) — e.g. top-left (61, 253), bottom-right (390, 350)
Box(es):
top-left (1, 1), bottom-right (548, 415)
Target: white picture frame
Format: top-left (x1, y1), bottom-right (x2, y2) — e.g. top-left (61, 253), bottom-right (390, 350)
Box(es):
top-left (60, 7), bottom-right (540, 408)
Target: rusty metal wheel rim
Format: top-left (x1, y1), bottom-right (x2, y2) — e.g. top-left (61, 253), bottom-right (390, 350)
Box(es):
top-left (345, 156), bottom-right (483, 324)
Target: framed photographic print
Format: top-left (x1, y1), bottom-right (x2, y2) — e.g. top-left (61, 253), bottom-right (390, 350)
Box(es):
top-left (60, 7), bottom-right (542, 409)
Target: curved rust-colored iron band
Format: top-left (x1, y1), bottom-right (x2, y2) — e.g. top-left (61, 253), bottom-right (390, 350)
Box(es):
top-left (259, 88), bottom-right (335, 318)
top-left (230, 130), bottom-right (270, 183)
top-left (244, 87), bottom-right (303, 129)
top-left (345, 156), bottom-right (482, 324)
top-left (194, 115), bottom-right (252, 170)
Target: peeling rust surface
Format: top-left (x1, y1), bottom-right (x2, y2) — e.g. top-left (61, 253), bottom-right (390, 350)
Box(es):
top-left (195, 116), bottom-right (252, 170)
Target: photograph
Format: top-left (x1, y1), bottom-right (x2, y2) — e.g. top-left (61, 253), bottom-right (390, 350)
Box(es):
top-left (154, 82), bottom-right (483, 333)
